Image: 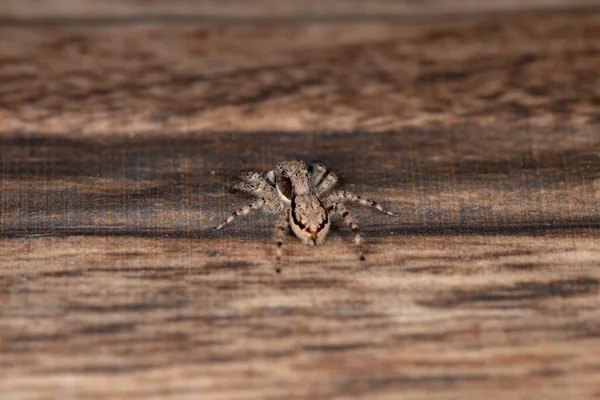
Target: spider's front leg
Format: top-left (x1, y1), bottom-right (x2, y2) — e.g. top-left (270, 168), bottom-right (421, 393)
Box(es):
top-left (310, 162), bottom-right (328, 188)
top-left (316, 170), bottom-right (339, 197)
top-left (213, 199), bottom-right (266, 230)
top-left (334, 203), bottom-right (365, 261)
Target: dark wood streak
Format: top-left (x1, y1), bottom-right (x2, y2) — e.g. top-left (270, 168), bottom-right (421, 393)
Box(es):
top-left (418, 278), bottom-right (600, 308)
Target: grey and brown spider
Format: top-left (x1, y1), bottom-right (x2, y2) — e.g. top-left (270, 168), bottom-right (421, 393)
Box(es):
top-left (214, 160), bottom-right (396, 271)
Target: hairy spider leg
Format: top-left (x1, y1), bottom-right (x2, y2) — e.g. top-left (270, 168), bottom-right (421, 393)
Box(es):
top-left (316, 171), bottom-right (339, 197)
top-left (327, 190), bottom-right (396, 216)
top-left (335, 203), bottom-right (365, 261)
top-left (213, 199), bottom-right (266, 230)
top-left (310, 162), bottom-right (328, 188)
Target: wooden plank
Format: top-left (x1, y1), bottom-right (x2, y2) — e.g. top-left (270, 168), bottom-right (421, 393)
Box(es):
top-left (1, 11), bottom-right (600, 135)
top-left (1, 127), bottom-right (600, 399)
top-left (2, 5), bottom-right (600, 400)
top-left (2, 0), bottom-right (598, 21)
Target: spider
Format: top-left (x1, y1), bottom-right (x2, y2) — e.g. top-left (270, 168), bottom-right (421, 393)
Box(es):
top-left (213, 160), bottom-right (396, 271)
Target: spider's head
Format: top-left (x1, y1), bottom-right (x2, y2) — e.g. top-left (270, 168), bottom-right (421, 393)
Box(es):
top-left (275, 160), bottom-right (311, 200)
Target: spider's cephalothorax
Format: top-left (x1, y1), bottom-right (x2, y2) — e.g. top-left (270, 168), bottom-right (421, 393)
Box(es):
top-left (214, 160), bottom-right (396, 271)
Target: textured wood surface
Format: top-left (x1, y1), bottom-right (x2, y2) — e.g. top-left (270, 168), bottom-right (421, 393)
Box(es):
top-left (2, 0), bottom-right (598, 21)
top-left (1, 11), bottom-right (600, 135)
top-left (2, 3), bottom-right (600, 400)
top-left (2, 127), bottom-right (600, 399)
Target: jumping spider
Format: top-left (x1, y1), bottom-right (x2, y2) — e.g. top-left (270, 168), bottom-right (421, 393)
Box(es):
top-left (214, 160), bottom-right (396, 271)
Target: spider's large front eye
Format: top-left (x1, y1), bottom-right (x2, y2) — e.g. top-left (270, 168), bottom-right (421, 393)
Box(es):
top-left (276, 171), bottom-right (293, 201)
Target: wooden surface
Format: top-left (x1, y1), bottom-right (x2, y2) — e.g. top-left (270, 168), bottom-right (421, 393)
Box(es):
top-left (2, 2), bottom-right (600, 400)
top-left (2, 0), bottom-right (598, 21)
top-left (1, 11), bottom-right (600, 134)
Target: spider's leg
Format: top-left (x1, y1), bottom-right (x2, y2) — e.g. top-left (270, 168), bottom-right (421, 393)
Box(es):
top-left (335, 203), bottom-right (365, 261)
top-left (232, 179), bottom-right (285, 213)
top-left (310, 162), bottom-right (328, 188)
top-left (213, 199), bottom-right (265, 230)
top-left (274, 211), bottom-right (290, 273)
top-left (237, 171), bottom-right (264, 183)
top-left (232, 180), bottom-right (276, 197)
top-left (328, 191), bottom-right (396, 216)
top-left (316, 171), bottom-right (339, 197)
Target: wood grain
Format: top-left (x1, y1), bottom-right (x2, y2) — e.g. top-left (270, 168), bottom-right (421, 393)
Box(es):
top-left (1, 11), bottom-right (600, 135)
top-left (2, 3), bottom-right (600, 399)
top-left (2, 0), bottom-right (598, 21)
top-left (2, 126), bottom-right (600, 399)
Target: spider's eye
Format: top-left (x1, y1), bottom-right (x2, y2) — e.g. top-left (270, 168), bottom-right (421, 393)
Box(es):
top-left (276, 170), bottom-right (293, 201)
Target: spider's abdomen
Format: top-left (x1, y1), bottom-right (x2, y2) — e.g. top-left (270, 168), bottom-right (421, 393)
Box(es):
top-left (290, 194), bottom-right (330, 245)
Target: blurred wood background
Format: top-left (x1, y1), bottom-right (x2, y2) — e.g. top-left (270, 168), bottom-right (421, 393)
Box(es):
top-left (1, 1), bottom-right (600, 399)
